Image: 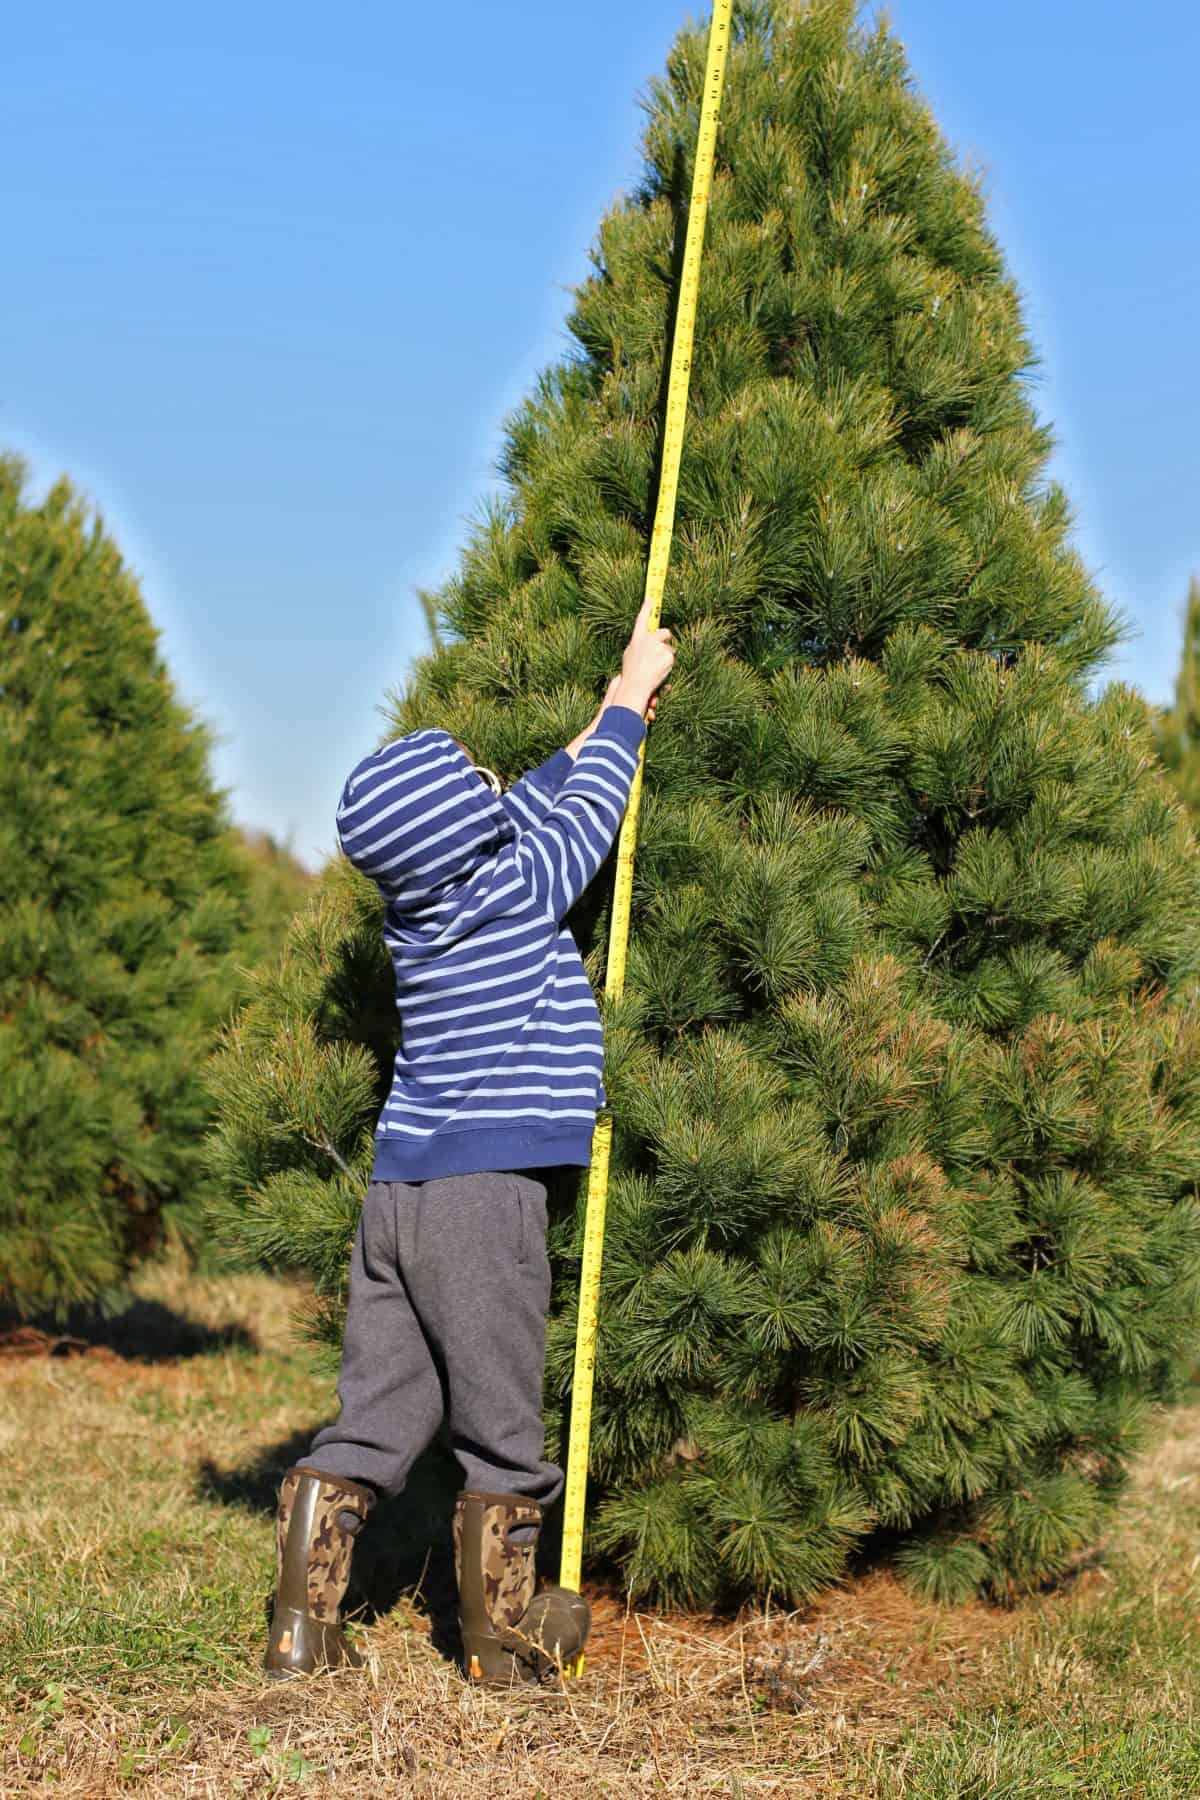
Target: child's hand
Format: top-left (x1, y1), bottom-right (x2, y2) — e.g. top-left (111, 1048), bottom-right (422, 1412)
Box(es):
top-left (567, 668), bottom-right (667, 759)
top-left (614, 596), bottom-right (675, 717)
top-left (564, 655), bottom-right (669, 761)
top-left (596, 665), bottom-right (668, 727)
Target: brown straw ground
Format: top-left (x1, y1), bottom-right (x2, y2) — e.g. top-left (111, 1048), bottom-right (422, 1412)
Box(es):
top-left (3, 1582), bottom-right (1026, 1798)
top-left (2, 1258), bottom-right (1197, 1797)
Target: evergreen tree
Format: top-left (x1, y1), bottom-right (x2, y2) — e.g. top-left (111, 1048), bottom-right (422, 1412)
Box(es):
top-left (208, 0), bottom-right (1200, 1605)
top-left (1154, 575), bottom-right (1200, 821)
top-left (234, 829), bottom-right (316, 968)
top-left (0, 457), bottom-right (263, 1314)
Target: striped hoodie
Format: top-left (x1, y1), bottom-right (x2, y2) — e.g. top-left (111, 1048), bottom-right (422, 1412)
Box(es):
top-left (335, 705), bottom-right (647, 1181)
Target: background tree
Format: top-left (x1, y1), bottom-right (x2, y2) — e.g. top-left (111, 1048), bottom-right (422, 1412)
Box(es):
top-left (0, 457), bottom-right (295, 1315)
top-left (209, 0), bottom-right (1200, 1606)
top-left (233, 830), bottom-right (316, 967)
top-left (1154, 575), bottom-right (1200, 821)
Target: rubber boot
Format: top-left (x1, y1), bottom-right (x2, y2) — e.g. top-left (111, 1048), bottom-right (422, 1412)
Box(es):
top-left (263, 1465), bottom-right (375, 1679)
top-left (454, 1489), bottom-right (590, 1686)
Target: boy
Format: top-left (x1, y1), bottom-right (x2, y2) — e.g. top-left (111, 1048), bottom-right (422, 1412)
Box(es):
top-left (264, 598), bottom-right (675, 1686)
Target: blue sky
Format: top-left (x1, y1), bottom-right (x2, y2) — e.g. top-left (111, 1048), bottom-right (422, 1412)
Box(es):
top-left (5, 2), bottom-right (1197, 868)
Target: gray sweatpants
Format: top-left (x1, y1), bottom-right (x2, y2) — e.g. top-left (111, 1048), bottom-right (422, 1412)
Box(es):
top-left (297, 1170), bottom-right (563, 1506)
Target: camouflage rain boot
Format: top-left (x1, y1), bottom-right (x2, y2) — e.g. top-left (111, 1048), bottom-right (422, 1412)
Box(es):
top-left (453, 1490), bottom-right (590, 1686)
top-left (264, 1465), bottom-right (375, 1679)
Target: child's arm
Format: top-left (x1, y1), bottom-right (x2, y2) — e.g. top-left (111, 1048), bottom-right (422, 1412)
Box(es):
top-left (512, 708), bottom-right (647, 921)
top-left (501, 673), bottom-right (661, 837)
top-left (499, 676), bottom-right (623, 834)
top-left (499, 750), bottom-right (575, 834)
top-left (563, 676), bottom-right (622, 762)
top-left (510, 599), bottom-right (674, 921)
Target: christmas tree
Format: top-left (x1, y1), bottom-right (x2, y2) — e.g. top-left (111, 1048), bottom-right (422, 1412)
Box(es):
top-left (233, 829), bottom-right (316, 968)
top-left (208, 0), bottom-right (1200, 1605)
top-left (0, 457), bottom-right (280, 1314)
top-left (1154, 576), bottom-right (1200, 821)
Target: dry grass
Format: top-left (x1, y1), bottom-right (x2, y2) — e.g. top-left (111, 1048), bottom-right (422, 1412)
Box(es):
top-left (2, 1256), bottom-right (1199, 1797)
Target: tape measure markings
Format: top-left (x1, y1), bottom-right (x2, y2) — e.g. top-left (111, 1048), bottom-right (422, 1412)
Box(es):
top-left (559, 2), bottom-right (733, 1641)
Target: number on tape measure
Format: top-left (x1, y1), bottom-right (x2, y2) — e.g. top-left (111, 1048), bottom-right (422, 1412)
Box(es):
top-left (559, 1), bottom-right (733, 1627)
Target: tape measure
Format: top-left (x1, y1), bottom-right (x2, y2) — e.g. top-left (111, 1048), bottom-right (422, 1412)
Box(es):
top-left (558, 0), bottom-right (733, 1668)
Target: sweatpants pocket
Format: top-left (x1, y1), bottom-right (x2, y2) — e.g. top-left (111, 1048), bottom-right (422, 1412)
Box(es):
top-left (508, 1172), bottom-right (550, 1267)
top-left (510, 1176), bottom-right (529, 1266)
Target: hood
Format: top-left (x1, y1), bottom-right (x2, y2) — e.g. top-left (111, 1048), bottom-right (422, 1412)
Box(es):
top-left (336, 727), bottom-right (515, 912)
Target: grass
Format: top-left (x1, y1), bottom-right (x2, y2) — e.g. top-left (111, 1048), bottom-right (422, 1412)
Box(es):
top-left (2, 1257), bottom-right (1198, 1797)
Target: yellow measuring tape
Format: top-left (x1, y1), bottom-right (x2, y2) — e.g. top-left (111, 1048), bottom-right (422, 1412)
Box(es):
top-left (558, 0), bottom-right (733, 1666)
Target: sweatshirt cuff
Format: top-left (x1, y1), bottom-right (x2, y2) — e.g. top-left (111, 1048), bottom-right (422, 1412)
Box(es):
top-left (590, 704), bottom-right (647, 755)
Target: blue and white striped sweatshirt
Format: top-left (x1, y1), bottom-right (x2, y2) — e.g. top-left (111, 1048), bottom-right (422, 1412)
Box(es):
top-left (335, 705), bottom-right (647, 1181)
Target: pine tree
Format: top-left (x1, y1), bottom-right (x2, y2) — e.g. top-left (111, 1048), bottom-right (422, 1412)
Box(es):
top-left (1154, 576), bottom-right (1200, 821)
top-left (234, 830), bottom-right (316, 968)
top-left (0, 456), bottom-right (267, 1314)
top-left (208, 0), bottom-right (1200, 1606)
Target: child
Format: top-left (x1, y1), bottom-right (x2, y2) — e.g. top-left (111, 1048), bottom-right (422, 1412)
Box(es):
top-left (264, 598), bottom-right (674, 1685)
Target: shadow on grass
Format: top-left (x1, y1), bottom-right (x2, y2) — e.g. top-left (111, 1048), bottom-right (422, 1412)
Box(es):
top-left (0, 1296), bottom-right (258, 1362)
top-left (197, 1433), bottom-right (463, 1663)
